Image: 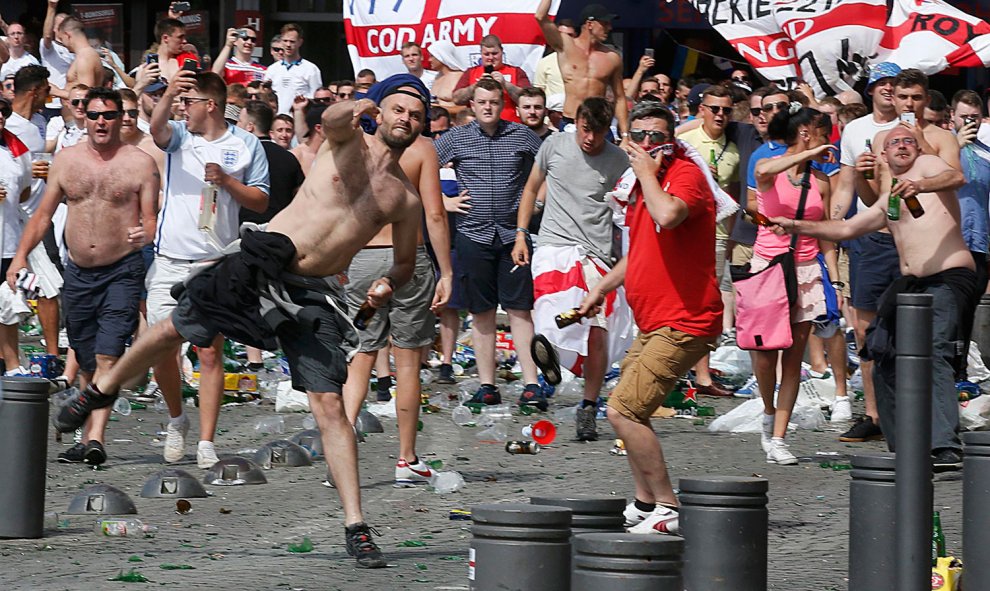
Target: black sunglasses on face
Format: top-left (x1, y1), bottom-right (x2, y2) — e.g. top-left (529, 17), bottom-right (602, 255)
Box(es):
top-left (86, 110), bottom-right (121, 120)
top-left (123, 109), bottom-right (138, 118)
top-left (762, 101), bottom-right (789, 113)
top-left (272, 47), bottom-right (284, 53)
top-left (750, 107), bottom-right (762, 117)
top-left (703, 104), bottom-right (730, 115)
top-left (312, 97), bottom-right (333, 104)
top-left (629, 129), bottom-right (668, 143)
top-left (71, 98), bottom-right (85, 107)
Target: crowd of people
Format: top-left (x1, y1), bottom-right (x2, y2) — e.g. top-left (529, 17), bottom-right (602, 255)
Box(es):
top-left (1, 0), bottom-right (987, 568)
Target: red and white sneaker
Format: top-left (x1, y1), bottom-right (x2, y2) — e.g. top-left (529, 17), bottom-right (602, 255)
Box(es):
top-left (627, 505), bottom-right (679, 535)
top-left (394, 458), bottom-right (435, 488)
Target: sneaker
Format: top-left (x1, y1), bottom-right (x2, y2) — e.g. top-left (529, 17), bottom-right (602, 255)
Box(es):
top-left (394, 457), bottom-right (435, 487)
top-left (761, 413), bottom-right (774, 453)
top-left (530, 334), bottom-right (561, 385)
top-left (518, 383), bottom-right (548, 411)
top-left (830, 396), bottom-right (853, 422)
top-left (344, 522), bottom-right (387, 568)
top-left (83, 440), bottom-right (107, 466)
top-left (164, 416), bottom-right (189, 463)
top-left (436, 363), bottom-right (456, 384)
top-left (197, 442), bottom-right (220, 469)
top-left (696, 382), bottom-right (733, 397)
top-left (628, 505), bottom-right (679, 535)
top-left (576, 406), bottom-right (598, 441)
top-left (375, 388), bottom-right (392, 403)
top-left (766, 437), bottom-right (798, 465)
top-left (720, 328), bottom-right (736, 347)
top-left (623, 501), bottom-right (653, 528)
top-left (469, 383), bottom-right (501, 405)
top-left (932, 448), bottom-right (963, 473)
top-left (838, 416), bottom-right (884, 442)
top-left (734, 375), bottom-right (758, 398)
top-left (52, 384), bottom-right (118, 433)
top-left (57, 442), bottom-right (87, 463)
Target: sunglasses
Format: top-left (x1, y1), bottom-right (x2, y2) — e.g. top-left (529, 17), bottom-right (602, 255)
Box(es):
top-left (243, 37), bottom-right (257, 42)
top-left (123, 109), bottom-right (138, 118)
top-left (86, 110), bottom-right (120, 120)
top-left (703, 104), bottom-right (730, 115)
top-left (761, 101), bottom-right (789, 113)
top-left (885, 136), bottom-right (918, 148)
top-left (272, 47), bottom-right (284, 53)
top-left (337, 92), bottom-right (353, 99)
top-left (179, 96), bottom-right (210, 107)
top-left (71, 98), bottom-right (85, 107)
top-left (750, 107), bottom-right (762, 117)
top-left (629, 129), bottom-right (669, 143)
top-left (732, 76), bottom-right (750, 83)
top-left (312, 97), bottom-right (333, 104)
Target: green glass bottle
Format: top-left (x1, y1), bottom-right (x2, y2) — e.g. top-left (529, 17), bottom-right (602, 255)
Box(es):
top-left (887, 178), bottom-right (901, 221)
top-left (932, 510), bottom-right (946, 566)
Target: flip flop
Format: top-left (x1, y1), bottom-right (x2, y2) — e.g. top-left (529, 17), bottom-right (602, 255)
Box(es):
top-left (530, 334), bottom-right (561, 385)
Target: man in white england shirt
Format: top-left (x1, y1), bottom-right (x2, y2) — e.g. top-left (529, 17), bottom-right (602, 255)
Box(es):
top-left (263, 23), bottom-right (322, 115)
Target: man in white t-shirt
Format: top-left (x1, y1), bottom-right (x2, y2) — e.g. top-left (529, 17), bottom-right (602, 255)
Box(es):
top-left (0, 23), bottom-right (41, 81)
top-left (149, 70), bottom-right (269, 468)
top-left (401, 42), bottom-right (437, 91)
top-left (41, 2), bottom-right (74, 117)
top-left (263, 23), bottom-right (322, 114)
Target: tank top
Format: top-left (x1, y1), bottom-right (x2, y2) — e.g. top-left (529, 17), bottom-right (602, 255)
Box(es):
top-left (755, 161), bottom-right (823, 262)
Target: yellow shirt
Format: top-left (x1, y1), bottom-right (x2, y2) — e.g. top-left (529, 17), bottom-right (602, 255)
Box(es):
top-left (534, 53), bottom-right (565, 98)
top-left (677, 125), bottom-right (740, 239)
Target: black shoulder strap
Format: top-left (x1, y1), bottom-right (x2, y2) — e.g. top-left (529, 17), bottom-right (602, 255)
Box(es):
top-left (790, 164), bottom-right (813, 251)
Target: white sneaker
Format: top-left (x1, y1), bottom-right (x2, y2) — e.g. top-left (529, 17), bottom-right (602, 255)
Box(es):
top-left (766, 437), bottom-right (798, 465)
top-left (163, 415), bottom-right (189, 463)
top-left (197, 441), bottom-right (220, 469)
top-left (831, 396), bottom-right (853, 422)
top-left (394, 458), bottom-right (435, 487)
top-left (627, 505), bottom-right (679, 535)
top-left (761, 413), bottom-right (775, 453)
top-left (623, 501), bottom-right (654, 528)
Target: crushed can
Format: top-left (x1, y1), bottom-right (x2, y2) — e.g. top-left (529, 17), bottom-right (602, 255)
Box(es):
top-left (931, 556), bottom-right (961, 590)
top-left (505, 441), bottom-right (541, 455)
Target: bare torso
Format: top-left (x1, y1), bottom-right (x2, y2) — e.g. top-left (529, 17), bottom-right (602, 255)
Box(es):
top-left (366, 136), bottom-right (434, 247)
top-left (66, 46), bottom-right (103, 88)
top-left (266, 133), bottom-right (421, 276)
top-left (432, 72), bottom-right (463, 111)
top-left (558, 38), bottom-right (621, 118)
top-left (290, 141), bottom-right (319, 176)
top-left (877, 154), bottom-right (973, 277)
top-left (57, 143), bottom-right (155, 267)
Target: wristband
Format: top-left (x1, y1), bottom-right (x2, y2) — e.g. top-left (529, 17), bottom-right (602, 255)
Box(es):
top-left (383, 275), bottom-right (396, 290)
top-left (516, 227), bottom-right (530, 235)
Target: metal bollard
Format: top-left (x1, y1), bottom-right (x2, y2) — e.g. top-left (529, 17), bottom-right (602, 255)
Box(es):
top-left (0, 377), bottom-right (52, 538)
top-left (530, 496), bottom-right (625, 535)
top-left (571, 533), bottom-right (682, 591)
top-left (972, 294), bottom-right (990, 367)
top-left (679, 476), bottom-right (769, 591)
top-left (963, 432), bottom-right (990, 589)
top-left (848, 453), bottom-right (898, 591)
top-left (470, 503), bottom-right (572, 591)
top-left (894, 293), bottom-right (933, 591)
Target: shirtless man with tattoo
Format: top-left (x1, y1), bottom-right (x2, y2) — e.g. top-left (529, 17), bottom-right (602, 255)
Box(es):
top-left (9, 88), bottom-right (158, 466)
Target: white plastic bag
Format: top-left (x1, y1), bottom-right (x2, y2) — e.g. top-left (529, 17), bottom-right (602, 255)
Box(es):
top-left (797, 378), bottom-right (837, 408)
top-left (960, 395), bottom-right (990, 431)
top-left (366, 397), bottom-right (397, 418)
top-left (275, 381), bottom-right (310, 412)
top-left (789, 405), bottom-right (826, 430)
top-left (708, 398), bottom-right (766, 433)
top-left (710, 345), bottom-right (753, 377)
top-left (968, 341), bottom-right (990, 383)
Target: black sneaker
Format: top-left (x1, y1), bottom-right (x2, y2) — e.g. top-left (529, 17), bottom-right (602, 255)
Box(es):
top-left (57, 442), bottom-right (87, 463)
top-left (344, 522), bottom-right (387, 568)
top-left (375, 388), bottom-right (391, 403)
top-left (576, 406), bottom-right (598, 441)
top-left (436, 363), bottom-right (456, 384)
top-left (838, 416), bottom-right (885, 442)
top-left (531, 334), bottom-right (561, 385)
top-left (518, 383), bottom-right (548, 411)
top-left (53, 384), bottom-right (118, 433)
top-left (932, 448), bottom-right (962, 473)
top-left (83, 440), bottom-right (107, 466)
top-left (469, 383), bottom-right (501, 405)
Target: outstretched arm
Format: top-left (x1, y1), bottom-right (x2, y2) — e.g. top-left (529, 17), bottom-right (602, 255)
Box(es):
top-left (535, 0), bottom-right (565, 53)
top-left (322, 98), bottom-right (376, 146)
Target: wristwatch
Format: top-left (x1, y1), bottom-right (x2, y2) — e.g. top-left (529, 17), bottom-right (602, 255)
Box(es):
top-left (831, 281), bottom-right (845, 289)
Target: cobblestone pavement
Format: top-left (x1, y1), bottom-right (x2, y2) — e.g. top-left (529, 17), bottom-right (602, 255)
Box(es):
top-left (0, 377), bottom-right (963, 591)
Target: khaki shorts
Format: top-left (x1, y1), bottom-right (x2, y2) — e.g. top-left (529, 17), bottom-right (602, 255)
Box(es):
top-left (608, 327), bottom-right (717, 423)
top-left (730, 243), bottom-right (755, 267)
top-left (145, 254), bottom-right (194, 326)
top-left (837, 248), bottom-right (852, 299)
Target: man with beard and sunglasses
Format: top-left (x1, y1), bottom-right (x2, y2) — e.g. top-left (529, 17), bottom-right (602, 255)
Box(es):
top-left (576, 101), bottom-right (722, 536)
top-left (9, 88), bottom-right (159, 466)
top-left (51, 74), bottom-right (430, 569)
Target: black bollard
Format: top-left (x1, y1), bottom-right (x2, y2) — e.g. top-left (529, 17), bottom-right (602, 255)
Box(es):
top-left (0, 378), bottom-right (53, 538)
top-left (894, 293), bottom-right (933, 591)
top-left (470, 503), bottom-right (572, 591)
top-left (963, 432), bottom-right (990, 589)
top-left (848, 453), bottom-right (898, 591)
top-left (679, 476), bottom-right (769, 591)
top-left (972, 294), bottom-right (990, 367)
top-left (530, 496), bottom-right (625, 535)
top-left (571, 533), bottom-right (682, 591)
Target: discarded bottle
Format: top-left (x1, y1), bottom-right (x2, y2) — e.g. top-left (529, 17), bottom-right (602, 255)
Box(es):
top-left (555, 308), bottom-right (583, 329)
top-left (863, 139), bottom-right (874, 180)
top-left (112, 397), bottom-right (132, 416)
top-left (354, 284), bottom-right (386, 330)
top-left (287, 537), bottom-right (314, 553)
top-left (451, 405), bottom-right (474, 426)
top-left (505, 440), bottom-right (541, 455)
top-left (932, 510), bottom-right (946, 566)
top-left (254, 416), bottom-right (285, 435)
top-left (476, 423), bottom-right (508, 442)
top-left (449, 509), bottom-right (472, 520)
top-left (95, 518), bottom-right (158, 538)
top-left (521, 420), bottom-right (557, 445)
top-left (887, 178), bottom-right (901, 220)
top-left (433, 470), bottom-right (465, 494)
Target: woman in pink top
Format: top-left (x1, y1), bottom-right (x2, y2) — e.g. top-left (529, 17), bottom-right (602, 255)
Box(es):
top-left (751, 105), bottom-right (841, 466)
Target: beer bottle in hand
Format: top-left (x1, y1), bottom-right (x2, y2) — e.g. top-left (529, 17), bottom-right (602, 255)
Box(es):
top-left (354, 284), bottom-right (386, 330)
top-left (555, 308), bottom-right (583, 329)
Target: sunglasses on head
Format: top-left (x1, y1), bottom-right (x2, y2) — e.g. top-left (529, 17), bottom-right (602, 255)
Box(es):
top-left (86, 110), bottom-right (120, 120)
top-left (761, 101), bottom-right (789, 113)
top-left (629, 129), bottom-right (669, 143)
top-left (703, 104), bottom-right (730, 115)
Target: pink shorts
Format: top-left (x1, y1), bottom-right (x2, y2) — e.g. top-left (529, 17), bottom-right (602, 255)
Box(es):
top-left (749, 255), bottom-right (825, 324)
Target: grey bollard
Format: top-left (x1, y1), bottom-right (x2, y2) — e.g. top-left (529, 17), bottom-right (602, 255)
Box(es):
top-left (679, 476), bottom-right (768, 591)
top-left (848, 453), bottom-right (898, 591)
top-left (470, 503), bottom-right (572, 591)
top-left (972, 294), bottom-right (990, 367)
top-left (530, 496), bottom-right (625, 535)
top-left (894, 293), bottom-right (933, 591)
top-left (571, 533), bottom-right (683, 591)
top-left (0, 377), bottom-right (52, 538)
top-left (963, 432), bottom-right (990, 589)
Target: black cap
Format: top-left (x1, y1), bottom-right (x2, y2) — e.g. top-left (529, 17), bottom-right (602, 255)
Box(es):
top-left (305, 104), bottom-right (329, 137)
top-left (580, 4), bottom-right (618, 24)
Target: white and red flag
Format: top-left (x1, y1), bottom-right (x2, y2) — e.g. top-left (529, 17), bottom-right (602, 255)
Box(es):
top-left (876, 0), bottom-right (990, 74)
top-left (343, 0), bottom-right (559, 79)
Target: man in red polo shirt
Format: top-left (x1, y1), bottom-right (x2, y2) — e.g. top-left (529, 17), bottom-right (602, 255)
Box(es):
top-left (579, 102), bottom-right (722, 536)
top-left (451, 35), bottom-right (531, 123)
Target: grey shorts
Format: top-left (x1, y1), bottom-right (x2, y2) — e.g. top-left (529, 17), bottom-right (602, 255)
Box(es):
top-left (345, 245), bottom-right (436, 352)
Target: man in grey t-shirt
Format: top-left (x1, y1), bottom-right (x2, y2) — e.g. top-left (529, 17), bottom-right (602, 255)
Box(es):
top-left (513, 97), bottom-right (630, 441)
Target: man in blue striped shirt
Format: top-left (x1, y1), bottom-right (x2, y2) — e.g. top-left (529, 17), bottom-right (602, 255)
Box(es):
top-left (434, 77), bottom-right (546, 406)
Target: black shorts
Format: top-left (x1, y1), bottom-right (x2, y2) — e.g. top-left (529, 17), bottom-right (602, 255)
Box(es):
top-left (455, 233), bottom-right (534, 313)
top-left (62, 251), bottom-right (145, 373)
top-left (850, 232), bottom-right (900, 313)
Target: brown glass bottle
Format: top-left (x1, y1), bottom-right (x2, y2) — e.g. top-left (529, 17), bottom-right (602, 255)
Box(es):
top-left (903, 194), bottom-right (925, 218)
top-left (353, 303), bottom-right (377, 330)
top-left (555, 308), bottom-right (583, 329)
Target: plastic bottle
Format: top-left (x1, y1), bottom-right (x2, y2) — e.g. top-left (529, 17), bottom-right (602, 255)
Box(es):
top-left (94, 518), bottom-right (158, 538)
top-left (254, 416), bottom-right (285, 434)
top-left (451, 405), bottom-right (474, 426)
top-left (112, 397), bottom-right (132, 416)
top-left (476, 423), bottom-right (508, 442)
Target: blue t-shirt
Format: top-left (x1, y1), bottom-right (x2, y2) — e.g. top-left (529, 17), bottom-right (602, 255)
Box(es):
top-left (959, 142), bottom-right (990, 254)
